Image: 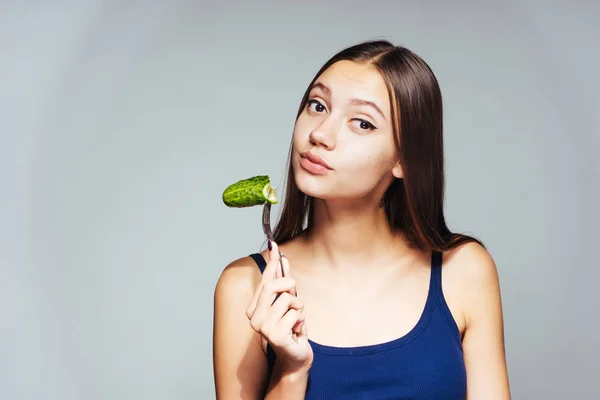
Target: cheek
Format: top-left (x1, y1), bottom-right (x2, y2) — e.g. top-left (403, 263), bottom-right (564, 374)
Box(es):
top-left (292, 124), bottom-right (303, 145)
top-left (292, 116), bottom-right (309, 146)
top-left (339, 141), bottom-right (395, 177)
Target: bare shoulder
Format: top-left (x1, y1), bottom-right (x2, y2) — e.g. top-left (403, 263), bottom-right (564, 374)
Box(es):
top-left (214, 255), bottom-right (263, 297)
top-left (443, 241), bottom-right (500, 286)
top-left (442, 241), bottom-right (503, 328)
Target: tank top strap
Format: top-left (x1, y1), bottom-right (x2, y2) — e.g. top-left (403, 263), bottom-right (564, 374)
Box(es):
top-left (429, 249), bottom-right (462, 343)
top-left (430, 250), bottom-right (443, 295)
top-left (249, 253), bottom-right (267, 274)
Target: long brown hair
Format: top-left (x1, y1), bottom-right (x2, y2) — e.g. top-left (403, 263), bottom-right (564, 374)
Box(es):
top-left (273, 39), bottom-right (483, 252)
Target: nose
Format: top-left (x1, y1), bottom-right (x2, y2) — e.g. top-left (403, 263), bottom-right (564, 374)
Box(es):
top-left (308, 117), bottom-right (337, 150)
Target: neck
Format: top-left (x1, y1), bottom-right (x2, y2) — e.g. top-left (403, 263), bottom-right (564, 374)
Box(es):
top-left (303, 197), bottom-right (410, 269)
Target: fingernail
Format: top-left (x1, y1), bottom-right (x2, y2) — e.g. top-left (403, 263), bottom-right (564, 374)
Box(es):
top-left (268, 240), bottom-right (272, 251)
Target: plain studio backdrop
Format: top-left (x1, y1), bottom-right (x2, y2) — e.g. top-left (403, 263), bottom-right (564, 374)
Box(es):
top-left (1, 1), bottom-right (598, 399)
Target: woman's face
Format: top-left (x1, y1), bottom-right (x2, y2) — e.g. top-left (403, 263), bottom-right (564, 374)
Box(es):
top-left (292, 60), bottom-right (403, 203)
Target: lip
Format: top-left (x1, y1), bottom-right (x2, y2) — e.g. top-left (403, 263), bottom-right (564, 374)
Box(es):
top-left (300, 151), bottom-right (333, 170)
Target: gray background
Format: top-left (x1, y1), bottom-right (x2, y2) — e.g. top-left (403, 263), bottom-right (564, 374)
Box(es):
top-left (1, 0), bottom-right (598, 399)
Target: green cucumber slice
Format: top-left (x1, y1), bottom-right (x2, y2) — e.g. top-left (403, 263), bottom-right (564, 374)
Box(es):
top-left (222, 175), bottom-right (278, 208)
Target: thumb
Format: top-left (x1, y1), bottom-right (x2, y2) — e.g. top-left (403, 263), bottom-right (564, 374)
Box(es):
top-left (297, 316), bottom-right (308, 338)
top-left (280, 254), bottom-right (296, 295)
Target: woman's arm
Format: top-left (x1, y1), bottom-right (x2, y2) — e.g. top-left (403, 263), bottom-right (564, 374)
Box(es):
top-left (263, 363), bottom-right (311, 399)
top-left (213, 248), bottom-right (312, 399)
top-left (455, 243), bottom-right (511, 399)
top-left (213, 258), bottom-right (269, 399)
top-left (247, 245), bottom-right (312, 399)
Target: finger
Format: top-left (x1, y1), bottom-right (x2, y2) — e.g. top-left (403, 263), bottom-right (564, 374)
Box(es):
top-left (292, 318), bottom-right (305, 335)
top-left (246, 276), bottom-right (268, 320)
top-left (290, 309), bottom-right (308, 337)
top-left (260, 292), bottom-right (303, 334)
top-left (249, 277), bottom-right (297, 331)
top-left (275, 254), bottom-right (283, 280)
top-left (247, 243), bottom-right (280, 318)
top-left (264, 308), bottom-right (301, 346)
top-left (280, 255), bottom-right (295, 296)
top-left (263, 241), bottom-right (281, 282)
top-left (256, 277), bottom-right (297, 312)
top-left (246, 279), bottom-right (265, 319)
top-left (273, 309), bottom-right (304, 342)
top-left (297, 313), bottom-right (308, 337)
top-left (281, 254), bottom-right (291, 277)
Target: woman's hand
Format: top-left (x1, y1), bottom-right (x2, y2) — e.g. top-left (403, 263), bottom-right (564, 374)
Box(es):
top-left (245, 241), bottom-right (313, 375)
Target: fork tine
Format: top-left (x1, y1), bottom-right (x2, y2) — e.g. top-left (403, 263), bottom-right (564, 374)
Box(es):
top-left (262, 203), bottom-right (274, 240)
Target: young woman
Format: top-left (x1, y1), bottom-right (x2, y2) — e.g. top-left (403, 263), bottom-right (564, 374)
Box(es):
top-left (213, 39), bottom-right (511, 399)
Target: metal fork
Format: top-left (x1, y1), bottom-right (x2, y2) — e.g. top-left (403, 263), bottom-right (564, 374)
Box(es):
top-left (262, 202), bottom-right (285, 278)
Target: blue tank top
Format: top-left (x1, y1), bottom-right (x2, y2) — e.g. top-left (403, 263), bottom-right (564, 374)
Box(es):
top-left (249, 251), bottom-right (467, 399)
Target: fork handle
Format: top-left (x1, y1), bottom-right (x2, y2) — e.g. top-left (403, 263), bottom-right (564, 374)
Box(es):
top-left (262, 203), bottom-right (285, 278)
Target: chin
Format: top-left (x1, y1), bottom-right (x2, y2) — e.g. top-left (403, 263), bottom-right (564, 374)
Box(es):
top-left (294, 165), bottom-right (383, 205)
top-left (293, 164), bottom-right (332, 200)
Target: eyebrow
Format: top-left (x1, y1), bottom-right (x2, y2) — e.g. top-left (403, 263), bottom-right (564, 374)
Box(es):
top-left (310, 82), bottom-right (387, 121)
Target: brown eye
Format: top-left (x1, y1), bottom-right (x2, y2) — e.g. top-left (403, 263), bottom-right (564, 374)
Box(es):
top-left (352, 119), bottom-right (377, 131)
top-left (307, 100), bottom-right (326, 113)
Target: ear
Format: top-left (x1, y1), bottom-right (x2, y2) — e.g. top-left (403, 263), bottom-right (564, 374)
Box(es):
top-left (391, 161), bottom-right (403, 179)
